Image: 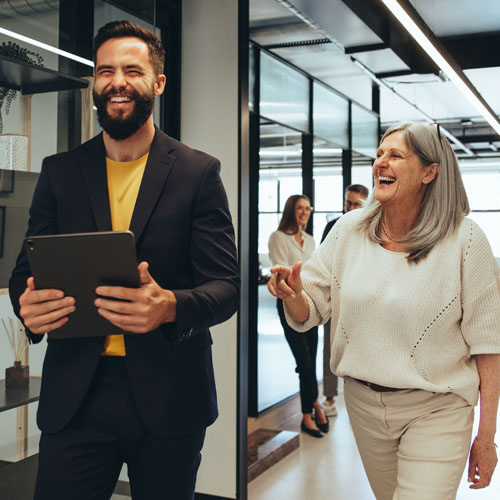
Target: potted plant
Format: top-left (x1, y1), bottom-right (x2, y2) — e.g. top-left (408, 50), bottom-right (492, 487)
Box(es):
top-left (0, 41), bottom-right (44, 133)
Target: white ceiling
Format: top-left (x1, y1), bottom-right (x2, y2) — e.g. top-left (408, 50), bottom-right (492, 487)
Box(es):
top-left (250, 0), bottom-right (500, 159)
top-left (413, 0), bottom-right (500, 36)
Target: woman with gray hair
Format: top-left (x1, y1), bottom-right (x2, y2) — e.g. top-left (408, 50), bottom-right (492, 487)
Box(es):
top-left (268, 121), bottom-right (500, 499)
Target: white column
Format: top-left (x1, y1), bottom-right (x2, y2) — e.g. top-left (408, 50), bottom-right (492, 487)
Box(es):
top-left (181, 0), bottom-right (240, 498)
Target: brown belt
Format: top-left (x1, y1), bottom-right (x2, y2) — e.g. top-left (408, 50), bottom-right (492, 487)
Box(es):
top-left (354, 378), bottom-right (405, 393)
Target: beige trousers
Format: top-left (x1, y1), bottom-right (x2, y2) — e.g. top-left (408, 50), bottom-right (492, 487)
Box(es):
top-left (344, 377), bottom-right (474, 500)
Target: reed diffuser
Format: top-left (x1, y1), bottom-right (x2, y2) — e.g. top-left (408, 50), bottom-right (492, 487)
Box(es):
top-left (2, 318), bottom-right (29, 388)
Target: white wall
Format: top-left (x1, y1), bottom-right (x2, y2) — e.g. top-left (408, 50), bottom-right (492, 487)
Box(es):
top-left (181, 0), bottom-right (240, 497)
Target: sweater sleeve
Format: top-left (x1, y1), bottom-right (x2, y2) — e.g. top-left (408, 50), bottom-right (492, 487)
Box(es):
top-left (460, 220), bottom-right (500, 355)
top-left (285, 218), bottom-right (343, 331)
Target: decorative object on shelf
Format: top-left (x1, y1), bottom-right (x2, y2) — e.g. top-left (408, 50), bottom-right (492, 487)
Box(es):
top-left (0, 133), bottom-right (28, 171)
top-left (0, 41), bottom-right (44, 134)
top-left (2, 317), bottom-right (29, 389)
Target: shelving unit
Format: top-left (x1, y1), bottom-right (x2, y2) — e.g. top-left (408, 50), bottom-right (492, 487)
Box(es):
top-left (0, 54), bottom-right (89, 94)
top-left (0, 377), bottom-right (41, 499)
top-left (0, 377), bottom-right (41, 413)
top-left (0, 376), bottom-right (41, 459)
top-left (0, 54), bottom-right (91, 171)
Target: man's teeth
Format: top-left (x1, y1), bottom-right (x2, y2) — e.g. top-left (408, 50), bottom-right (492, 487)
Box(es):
top-left (379, 176), bottom-right (396, 184)
top-left (110, 96), bottom-right (131, 102)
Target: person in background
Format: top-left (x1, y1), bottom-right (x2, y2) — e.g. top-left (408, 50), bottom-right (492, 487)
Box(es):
top-left (268, 194), bottom-right (329, 438)
top-left (320, 183), bottom-right (368, 417)
top-left (268, 121), bottom-right (500, 499)
top-left (9, 21), bottom-right (239, 500)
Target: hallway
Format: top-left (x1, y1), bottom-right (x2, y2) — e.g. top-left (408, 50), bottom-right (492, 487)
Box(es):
top-left (248, 381), bottom-right (500, 500)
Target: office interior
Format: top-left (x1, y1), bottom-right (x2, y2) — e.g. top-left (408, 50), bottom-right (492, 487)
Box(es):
top-left (0, 0), bottom-right (499, 499)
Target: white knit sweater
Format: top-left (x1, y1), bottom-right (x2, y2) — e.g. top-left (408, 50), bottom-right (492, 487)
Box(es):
top-left (286, 209), bottom-right (500, 405)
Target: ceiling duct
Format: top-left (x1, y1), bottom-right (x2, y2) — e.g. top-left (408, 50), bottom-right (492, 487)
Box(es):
top-left (0, 0), bottom-right (59, 18)
top-left (275, 0), bottom-right (345, 50)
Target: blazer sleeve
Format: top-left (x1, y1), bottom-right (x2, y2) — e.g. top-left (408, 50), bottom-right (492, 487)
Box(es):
top-left (168, 158), bottom-right (240, 342)
top-left (9, 158), bottom-right (58, 344)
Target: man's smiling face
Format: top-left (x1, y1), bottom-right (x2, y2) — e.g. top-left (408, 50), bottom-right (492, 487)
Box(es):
top-left (93, 37), bottom-right (165, 140)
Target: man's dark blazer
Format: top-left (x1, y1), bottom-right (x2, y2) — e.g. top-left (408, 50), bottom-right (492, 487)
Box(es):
top-left (321, 216), bottom-right (340, 243)
top-left (9, 127), bottom-right (240, 438)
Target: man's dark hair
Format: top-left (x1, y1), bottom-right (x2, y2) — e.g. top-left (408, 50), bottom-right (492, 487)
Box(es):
top-left (93, 20), bottom-right (165, 75)
top-left (345, 183), bottom-right (369, 198)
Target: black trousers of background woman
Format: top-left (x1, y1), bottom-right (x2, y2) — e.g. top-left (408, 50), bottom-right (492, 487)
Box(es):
top-left (277, 299), bottom-right (319, 414)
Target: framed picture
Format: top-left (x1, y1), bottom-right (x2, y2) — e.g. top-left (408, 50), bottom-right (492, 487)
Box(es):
top-left (0, 206), bottom-right (5, 258)
top-left (0, 170), bottom-right (14, 194)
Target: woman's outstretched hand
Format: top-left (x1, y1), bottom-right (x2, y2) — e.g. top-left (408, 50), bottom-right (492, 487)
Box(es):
top-left (268, 262), bottom-right (309, 323)
top-left (267, 262), bottom-right (303, 301)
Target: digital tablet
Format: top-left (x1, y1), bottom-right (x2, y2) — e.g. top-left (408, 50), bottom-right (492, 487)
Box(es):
top-left (24, 231), bottom-right (140, 339)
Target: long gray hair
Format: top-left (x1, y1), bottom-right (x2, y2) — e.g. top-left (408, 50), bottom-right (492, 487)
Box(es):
top-left (358, 121), bottom-right (470, 263)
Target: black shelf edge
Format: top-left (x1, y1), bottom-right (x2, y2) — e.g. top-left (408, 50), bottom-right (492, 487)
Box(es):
top-left (0, 54), bottom-right (89, 95)
top-left (0, 377), bottom-right (41, 413)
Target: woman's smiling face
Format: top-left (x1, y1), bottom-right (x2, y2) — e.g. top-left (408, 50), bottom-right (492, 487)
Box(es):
top-left (294, 197), bottom-right (312, 228)
top-left (373, 130), bottom-right (437, 210)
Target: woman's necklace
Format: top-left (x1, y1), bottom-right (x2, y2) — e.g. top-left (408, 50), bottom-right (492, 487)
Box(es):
top-left (381, 219), bottom-right (410, 244)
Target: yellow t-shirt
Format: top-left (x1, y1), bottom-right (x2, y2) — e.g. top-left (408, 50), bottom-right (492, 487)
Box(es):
top-left (101, 153), bottom-right (148, 356)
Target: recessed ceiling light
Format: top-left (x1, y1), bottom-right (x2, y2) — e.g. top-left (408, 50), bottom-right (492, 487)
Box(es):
top-left (379, 0), bottom-right (500, 137)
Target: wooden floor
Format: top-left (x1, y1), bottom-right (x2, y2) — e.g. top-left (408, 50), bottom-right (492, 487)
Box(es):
top-left (248, 380), bottom-right (500, 500)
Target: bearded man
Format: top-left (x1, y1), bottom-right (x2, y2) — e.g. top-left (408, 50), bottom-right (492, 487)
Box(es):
top-left (9, 20), bottom-right (239, 500)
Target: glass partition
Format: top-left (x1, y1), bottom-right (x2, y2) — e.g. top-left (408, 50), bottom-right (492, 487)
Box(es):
top-left (352, 153), bottom-right (374, 195)
top-left (251, 44), bottom-right (382, 415)
top-left (352, 103), bottom-right (378, 159)
top-left (461, 164), bottom-right (500, 258)
top-left (249, 44), bottom-right (256, 113)
top-left (257, 120), bottom-right (304, 412)
top-left (313, 82), bottom-right (349, 149)
top-left (260, 52), bottom-right (309, 133)
top-left (312, 138), bottom-right (343, 245)
top-left (461, 168), bottom-right (500, 210)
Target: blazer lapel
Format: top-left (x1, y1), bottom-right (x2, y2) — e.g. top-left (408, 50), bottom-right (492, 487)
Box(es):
top-left (129, 128), bottom-right (176, 244)
top-left (80, 133), bottom-right (113, 231)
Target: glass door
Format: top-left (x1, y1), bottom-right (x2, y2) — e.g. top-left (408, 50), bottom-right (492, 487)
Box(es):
top-left (257, 120), bottom-right (304, 412)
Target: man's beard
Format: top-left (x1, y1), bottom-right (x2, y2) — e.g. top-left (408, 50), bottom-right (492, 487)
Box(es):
top-left (93, 87), bottom-right (155, 140)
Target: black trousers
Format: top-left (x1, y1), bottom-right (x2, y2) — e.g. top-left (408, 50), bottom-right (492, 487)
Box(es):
top-left (277, 299), bottom-right (319, 414)
top-left (34, 357), bottom-right (206, 500)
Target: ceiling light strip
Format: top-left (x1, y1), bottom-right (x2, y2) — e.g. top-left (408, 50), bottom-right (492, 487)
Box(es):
top-left (0, 27), bottom-right (94, 68)
top-left (378, 0), bottom-right (500, 137)
top-left (351, 57), bottom-right (474, 156)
